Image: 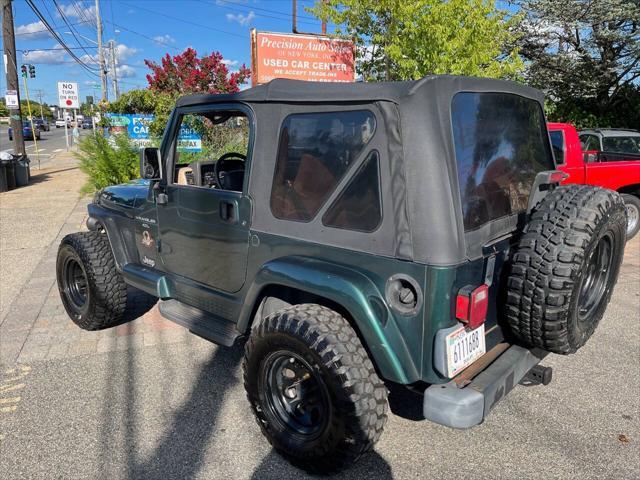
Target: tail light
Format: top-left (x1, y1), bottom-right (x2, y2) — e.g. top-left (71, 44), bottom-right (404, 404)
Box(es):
top-left (455, 284), bottom-right (489, 330)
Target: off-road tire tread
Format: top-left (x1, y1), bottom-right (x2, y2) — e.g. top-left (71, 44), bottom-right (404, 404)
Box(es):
top-left (58, 231), bottom-right (127, 330)
top-left (505, 185), bottom-right (626, 354)
top-left (243, 303), bottom-right (388, 473)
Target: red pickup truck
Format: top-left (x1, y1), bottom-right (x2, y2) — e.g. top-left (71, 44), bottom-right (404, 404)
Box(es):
top-left (548, 123), bottom-right (640, 239)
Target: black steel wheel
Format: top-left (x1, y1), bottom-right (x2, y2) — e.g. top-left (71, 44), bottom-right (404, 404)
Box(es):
top-left (506, 185), bottom-right (627, 354)
top-left (622, 194), bottom-right (640, 239)
top-left (261, 350), bottom-right (331, 439)
top-left (56, 232), bottom-right (127, 330)
top-left (577, 233), bottom-right (614, 323)
top-left (243, 304), bottom-right (388, 473)
top-left (60, 255), bottom-right (89, 316)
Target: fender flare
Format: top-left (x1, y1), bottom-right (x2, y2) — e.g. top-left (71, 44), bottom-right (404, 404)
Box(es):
top-left (238, 256), bottom-right (420, 384)
top-left (86, 203), bottom-right (139, 271)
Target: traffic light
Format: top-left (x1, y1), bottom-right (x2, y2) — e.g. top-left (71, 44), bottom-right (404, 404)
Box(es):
top-left (20, 64), bottom-right (27, 78)
top-left (29, 65), bottom-right (35, 78)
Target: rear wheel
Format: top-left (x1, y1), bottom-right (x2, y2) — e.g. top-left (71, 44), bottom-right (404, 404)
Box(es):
top-left (506, 185), bottom-right (626, 354)
top-left (243, 304), bottom-right (388, 473)
top-left (622, 194), bottom-right (640, 239)
top-left (57, 231), bottom-right (127, 330)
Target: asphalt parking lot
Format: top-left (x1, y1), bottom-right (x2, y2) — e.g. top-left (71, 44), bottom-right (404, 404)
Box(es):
top-left (0, 162), bottom-right (638, 479)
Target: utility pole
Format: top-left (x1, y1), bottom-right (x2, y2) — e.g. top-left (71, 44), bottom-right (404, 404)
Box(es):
top-left (1, 0), bottom-right (25, 153)
top-left (34, 89), bottom-right (45, 119)
top-left (95, 0), bottom-right (107, 103)
top-left (109, 40), bottom-right (119, 100)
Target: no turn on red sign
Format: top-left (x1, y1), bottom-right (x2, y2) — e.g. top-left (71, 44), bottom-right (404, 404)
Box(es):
top-left (58, 82), bottom-right (79, 109)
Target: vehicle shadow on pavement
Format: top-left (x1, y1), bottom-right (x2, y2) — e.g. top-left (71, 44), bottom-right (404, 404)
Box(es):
top-left (249, 449), bottom-right (394, 480)
top-left (96, 338), bottom-right (245, 480)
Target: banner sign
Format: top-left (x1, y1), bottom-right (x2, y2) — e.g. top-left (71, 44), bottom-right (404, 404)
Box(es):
top-left (251, 30), bottom-right (355, 86)
top-left (105, 113), bottom-right (201, 151)
top-left (5, 89), bottom-right (19, 109)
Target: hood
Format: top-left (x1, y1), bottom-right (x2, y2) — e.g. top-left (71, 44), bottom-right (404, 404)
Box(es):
top-left (96, 179), bottom-right (150, 212)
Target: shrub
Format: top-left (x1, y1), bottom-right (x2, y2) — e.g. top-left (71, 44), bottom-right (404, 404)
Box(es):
top-left (76, 132), bottom-right (139, 193)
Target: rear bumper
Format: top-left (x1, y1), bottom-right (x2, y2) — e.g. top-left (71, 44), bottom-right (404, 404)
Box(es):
top-left (423, 344), bottom-right (547, 429)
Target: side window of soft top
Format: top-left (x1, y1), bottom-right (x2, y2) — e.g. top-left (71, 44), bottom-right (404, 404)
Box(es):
top-left (270, 110), bottom-right (376, 223)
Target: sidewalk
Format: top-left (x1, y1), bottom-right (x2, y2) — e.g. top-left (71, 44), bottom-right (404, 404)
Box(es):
top-left (0, 153), bottom-right (180, 365)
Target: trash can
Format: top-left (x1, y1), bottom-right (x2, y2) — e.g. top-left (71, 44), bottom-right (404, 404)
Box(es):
top-left (4, 157), bottom-right (16, 190)
top-left (0, 159), bottom-right (9, 193)
top-left (14, 155), bottom-right (30, 187)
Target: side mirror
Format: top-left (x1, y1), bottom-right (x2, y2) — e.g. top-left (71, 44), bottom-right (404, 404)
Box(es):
top-left (583, 151), bottom-right (599, 163)
top-left (140, 147), bottom-right (161, 179)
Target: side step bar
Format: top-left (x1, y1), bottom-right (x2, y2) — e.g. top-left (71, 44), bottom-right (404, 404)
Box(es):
top-left (423, 344), bottom-right (548, 429)
top-left (159, 299), bottom-right (242, 347)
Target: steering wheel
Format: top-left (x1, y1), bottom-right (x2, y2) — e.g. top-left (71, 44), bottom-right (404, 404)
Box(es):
top-left (214, 152), bottom-right (246, 190)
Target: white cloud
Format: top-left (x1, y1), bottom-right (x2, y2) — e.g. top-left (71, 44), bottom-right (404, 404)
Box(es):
top-left (153, 34), bottom-right (175, 45)
top-left (222, 59), bottom-right (239, 67)
top-left (22, 44), bottom-right (66, 64)
top-left (225, 11), bottom-right (255, 26)
top-left (79, 52), bottom-right (99, 65)
top-left (115, 43), bottom-right (138, 61)
top-left (59, 2), bottom-right (96, 22)
top-left (15, 21), bottom-right (51, 40)
top-left (83, 43), bottom-right (137, 65)
top-left (116, 65), bottom-right (136, 78)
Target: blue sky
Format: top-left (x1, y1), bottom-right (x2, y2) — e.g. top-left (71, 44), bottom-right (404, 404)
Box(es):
top-left (1, 0), bottom-right (323, 105)
top-left (2, 1), bottom-right (518, 106)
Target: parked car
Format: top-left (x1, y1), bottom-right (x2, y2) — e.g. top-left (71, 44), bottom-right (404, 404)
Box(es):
top-left (8, 121), bottom-right (41, 141)
top-left (55, 118), bottom-right (70, 128)
top-left (579, 128), bottom-right (640, 161)
top-left (32, 118), bottom-right (50, 132)
top-left (548, 123), bottom-right (640, 239)
top-left (81, 118), bottom-right (93, 129)
top-left (57, 77), bottom-right (627, 473)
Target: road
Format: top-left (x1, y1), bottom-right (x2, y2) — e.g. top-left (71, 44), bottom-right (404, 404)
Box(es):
top-left (0, 124), bottom-right (92, 169)
top-left (0, 161), bottom-right (638, 479)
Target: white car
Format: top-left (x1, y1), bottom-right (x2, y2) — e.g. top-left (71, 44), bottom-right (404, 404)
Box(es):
top-left (55, 119), bottom-right (70, 128)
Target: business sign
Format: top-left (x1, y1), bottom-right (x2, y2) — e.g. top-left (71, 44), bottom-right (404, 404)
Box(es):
top-left (177, 124), bottom-right (202, 152)
top-left (251, 30), bottom-right (355, 86)
top-left (58, 82), bottom-right (79, 109)
top-left (105, 113), bottom-right (201, 151)
top-left (5, 90), bottom-right (19, 109)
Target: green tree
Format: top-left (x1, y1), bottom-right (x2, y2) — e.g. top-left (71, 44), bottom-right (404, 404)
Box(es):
top-left (515, 0), bottom-right (640, 128)
top-left (308, 0), bottom-right (523, 81)
top-left (107, 89), bottom-right (159, 115)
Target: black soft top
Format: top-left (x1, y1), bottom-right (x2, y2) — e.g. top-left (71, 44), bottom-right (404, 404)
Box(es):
top-left (176, 75), bottom-right (544, 107)
top-left (175, 76), bottom-right (549, 265)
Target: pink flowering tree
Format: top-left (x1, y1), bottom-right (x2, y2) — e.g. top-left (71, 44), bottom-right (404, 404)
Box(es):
top-left (145, 48), bottom-right (250, 95)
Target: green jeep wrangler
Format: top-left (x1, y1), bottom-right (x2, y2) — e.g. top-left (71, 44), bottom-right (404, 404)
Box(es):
top-left (57, 76), bottom-right (627, 472)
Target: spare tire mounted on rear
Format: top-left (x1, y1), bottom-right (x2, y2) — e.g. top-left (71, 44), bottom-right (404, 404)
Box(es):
top-left (506, 185), bottom-right (627, 354)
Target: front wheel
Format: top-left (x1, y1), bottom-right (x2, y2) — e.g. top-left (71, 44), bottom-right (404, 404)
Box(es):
top-left (243, 304), bottom-right (388, 473)
top-left (57, 231), bottom-right (127, 330)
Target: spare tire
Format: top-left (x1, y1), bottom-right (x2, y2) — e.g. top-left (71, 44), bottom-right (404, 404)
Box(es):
top-left (505, 185), bottom-right (627, 354)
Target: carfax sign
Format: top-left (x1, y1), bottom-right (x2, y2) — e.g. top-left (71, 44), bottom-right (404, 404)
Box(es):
top-left (105, 113), bottom-right (201, 151)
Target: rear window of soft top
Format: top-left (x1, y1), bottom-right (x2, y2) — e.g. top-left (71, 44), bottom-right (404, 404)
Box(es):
top-left (451, 92), bottom-right (554, 231)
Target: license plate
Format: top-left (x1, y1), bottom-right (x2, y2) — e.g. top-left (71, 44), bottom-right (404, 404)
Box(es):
top-left (446, 324), bottom-right (486, 378)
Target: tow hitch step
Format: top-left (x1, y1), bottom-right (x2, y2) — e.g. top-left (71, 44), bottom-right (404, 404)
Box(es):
top-left (524, 364), bottom-right (553, 386)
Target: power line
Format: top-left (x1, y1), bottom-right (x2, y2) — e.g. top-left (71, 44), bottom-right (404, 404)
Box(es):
top-left (15, 20), bottom-right (93, 37)
top-left (52, 0), bottom-right (97, 59)
top-left (119, 1), bottom-right (246, 39)
top-left (18, 46), bottom-right (98, 52)
top-left (104, 19), bottom-right (182, 51)
top-left (24, 0), bottom-right (100, 77)
top-left (212, 0), bottom-right (319, 24)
